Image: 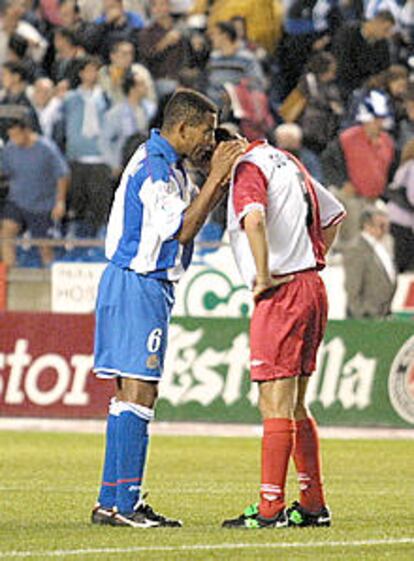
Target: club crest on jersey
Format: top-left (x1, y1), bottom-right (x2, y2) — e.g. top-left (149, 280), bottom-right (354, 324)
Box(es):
top-left (146, 354), bottom-right (160, 370)
top-left (388, 335), bottom-right (414, 424)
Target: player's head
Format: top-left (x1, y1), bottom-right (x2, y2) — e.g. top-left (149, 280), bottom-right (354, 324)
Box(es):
top-left (161, 88), bottom-right (218, 164)
top-left (191, 123), bottom-right (244, 174)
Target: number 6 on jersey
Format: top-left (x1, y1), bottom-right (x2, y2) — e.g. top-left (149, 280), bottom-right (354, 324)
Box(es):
top-left (147, 328), bottom-right (163, 353)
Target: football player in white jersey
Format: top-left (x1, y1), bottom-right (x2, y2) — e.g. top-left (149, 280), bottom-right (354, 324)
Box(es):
top-left (222, 137), bottom-right (345, 529)
top-left (91, 89), bottom-right (245, 528)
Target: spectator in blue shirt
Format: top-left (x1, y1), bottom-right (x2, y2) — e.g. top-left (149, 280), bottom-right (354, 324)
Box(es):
top-left (0, 111), bottom-right (69, 267)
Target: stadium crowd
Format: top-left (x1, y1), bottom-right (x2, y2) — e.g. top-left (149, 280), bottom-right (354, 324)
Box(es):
top-left (0, 0), bottom-right (412, 298)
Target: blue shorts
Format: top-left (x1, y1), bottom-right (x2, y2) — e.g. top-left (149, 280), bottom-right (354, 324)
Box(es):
top-left (93, 263), bottom-right (175, 381)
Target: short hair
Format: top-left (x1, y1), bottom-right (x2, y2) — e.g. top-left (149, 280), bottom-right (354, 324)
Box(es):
top-left (215, 21), bottom-right (238, 43)
top-left (360, 207), bottom-right (387, 229)
top-left (55, 27), bottom-right (79, 47)
top-left (374, 10), bottom-right (396, 25)
top-left (162, 89), bottom-right (218, 131)
top-left (5, 117), bottom-right (29, 130)
top-left (77, 55), bottom-right (101, 74)
top-left (60, 0), bottom-right (81, 13)
top-left (381, 64), bottom-right (408, 86)
top-left (2, 61), bottom-right (28, 82)
top-left (110, 39), bottom-right (134, 55)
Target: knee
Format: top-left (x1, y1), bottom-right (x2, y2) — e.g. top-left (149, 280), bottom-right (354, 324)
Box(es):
top-left (259, 396), bottom-right (295, 420)
top-left (118, 379), bottom-right (158, 409)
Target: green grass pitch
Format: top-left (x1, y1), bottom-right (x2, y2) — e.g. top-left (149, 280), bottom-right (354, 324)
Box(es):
top-left (0, 430), bottom-right (413, 561)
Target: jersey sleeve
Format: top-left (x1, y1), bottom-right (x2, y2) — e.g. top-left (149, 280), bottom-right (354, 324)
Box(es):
top-left (312, 178), bottom-right (346, 228)
top-left (233, 161), bottom-right (268, 224)
top-left (140, 177), bottom-right (187, 241)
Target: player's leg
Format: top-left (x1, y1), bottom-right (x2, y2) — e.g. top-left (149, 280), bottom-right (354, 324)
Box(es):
top-left (222, 377), bottom-right (297, 529)
top-left (288, 272), bottom-right (331, 527)
top-left (111, 377), bottom-right (181, 527)
top-left (287, 375), bottom-right (331, 527)
top-left (113, 378), bottom-right (155, 518)
top-left (294, 376), bottom-right (326, 512)
top-left (91, 382), bottom-right (121, 525)
top-left (92, 265), bottom-right (180, 528)
top-left (28, 211), bottom-right (54, 266)
top-left (0, 215), bottom-right (21, 267)
top-left (223, 281), bottom-right (303, 529)
top-left (258, 377), bottom-right (297, 519)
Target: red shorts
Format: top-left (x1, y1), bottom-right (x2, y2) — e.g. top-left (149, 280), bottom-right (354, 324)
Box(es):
top-left (250, 270), bottom-right (328, 381)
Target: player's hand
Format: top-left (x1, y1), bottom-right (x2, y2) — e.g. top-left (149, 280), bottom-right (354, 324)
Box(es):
top-left (51, 200), bottom-right (66, 221)
top-left (253, 274), bottom-right (294, 303)
top-left (209, 140), bottom-right (248, 186)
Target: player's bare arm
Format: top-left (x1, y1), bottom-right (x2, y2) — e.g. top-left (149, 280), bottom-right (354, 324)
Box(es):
top-left (322, 223), bottom-right (340, 253)
top-left (177, 141), bottom-right (245, 244)
top-left (243, 209), bottom-right (293, 302)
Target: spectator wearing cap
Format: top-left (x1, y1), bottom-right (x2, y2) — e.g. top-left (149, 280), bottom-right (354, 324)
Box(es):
top-left (331, 10), bottom-right (395, 104)
top-left (343, 207), bottom-right (396, 318)
top-left (7, 33), bottom-right (43, 84)
top-left (205, 20), bottom-right (267, 107)
top-left (0, 61), bottom-right (41, 140)
top-left (322, 90), bottom-right (395, 249)
top-left (0, 111), bottom-right (69, 267)
top-left (0, 1), bottom-right (49, 65)
top-left (342, 65), bottom-right (408, 139)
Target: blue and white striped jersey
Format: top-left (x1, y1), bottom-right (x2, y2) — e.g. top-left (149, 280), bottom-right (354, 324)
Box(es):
top-left (105, 129), bottom-right (198, 282)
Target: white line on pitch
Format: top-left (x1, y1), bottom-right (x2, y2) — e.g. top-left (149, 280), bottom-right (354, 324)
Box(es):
top-left (0, 538), bottom-right (413, 558)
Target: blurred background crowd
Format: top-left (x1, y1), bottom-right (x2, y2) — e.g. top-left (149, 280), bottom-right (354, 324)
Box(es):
top-left (0, 0), bottom-right (413, 317)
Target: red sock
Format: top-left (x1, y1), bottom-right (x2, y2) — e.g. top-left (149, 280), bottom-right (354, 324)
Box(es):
top-left (293, 417), bottom-right (325, 512)
top-left (259, 418), bottom-right (295, 519)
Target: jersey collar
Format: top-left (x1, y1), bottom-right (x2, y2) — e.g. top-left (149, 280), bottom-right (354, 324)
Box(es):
top-left (244, 139), bottom-right (267, 154)
top-left (147, 129), bottom-right (180, 165)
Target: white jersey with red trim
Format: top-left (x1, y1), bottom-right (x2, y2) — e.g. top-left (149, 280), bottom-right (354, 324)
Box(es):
top-left (227, 141), bottom-right (345, 289)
